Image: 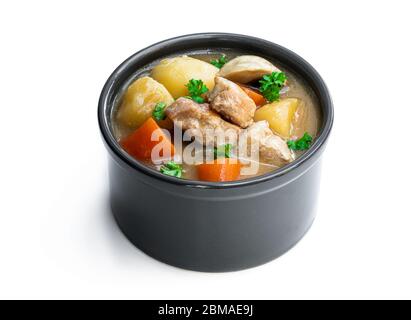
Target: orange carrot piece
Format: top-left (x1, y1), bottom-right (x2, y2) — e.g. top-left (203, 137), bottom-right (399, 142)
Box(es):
top-left (237, 84), bottom-right (266, 106)
top-left (156, 117), bottom-right (174, 131)
top-left (120, 117), bottom-right (174, 161)
top-left (197, 159), bottom-right (242, 182)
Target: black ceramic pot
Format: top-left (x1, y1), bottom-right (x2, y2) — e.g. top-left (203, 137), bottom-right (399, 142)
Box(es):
top-left (98, 33), bottom-right (333, 272)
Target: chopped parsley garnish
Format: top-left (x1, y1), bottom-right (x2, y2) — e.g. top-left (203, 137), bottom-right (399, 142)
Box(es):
top-left (160, 161), bottom-right (183, 178)
top-left (185, 79), bottom-right (208, 103)
top-left (152, 102), bottom-right (167, 121)
top-left (214, 144), bottom-right (233, 159)
top-left (210, 55), bottom-right (227, 69)
top-left (287, 132), bottom-right (313, 151)
top-left (259, 72), bottom-right (287, 102)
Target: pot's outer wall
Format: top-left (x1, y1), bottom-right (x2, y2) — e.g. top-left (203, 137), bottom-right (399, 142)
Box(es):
top-left (109, 151), bottom-right (323, 272)
top-left (99, 33), bottom-right (333, 272)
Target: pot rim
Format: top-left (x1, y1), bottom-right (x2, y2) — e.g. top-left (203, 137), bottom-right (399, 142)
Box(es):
top-left (98, 32), bottom-right (334, 189)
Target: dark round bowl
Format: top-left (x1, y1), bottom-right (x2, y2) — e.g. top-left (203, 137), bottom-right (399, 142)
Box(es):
top-left (98, 33), bottom-right (333, 272)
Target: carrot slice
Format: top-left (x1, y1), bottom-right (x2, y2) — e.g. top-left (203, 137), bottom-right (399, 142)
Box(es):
top-left (237, 83), bottom-right (266, 106)
top-left (156, 117), bottom-right (174, 131)
top-left (120, 117), bottom-right (175, 161)
top-left (197, 159), bottom-right (242, 182)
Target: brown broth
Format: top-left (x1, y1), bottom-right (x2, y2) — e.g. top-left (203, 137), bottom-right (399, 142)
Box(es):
top-left (113, 51), bottom-right (321, 181)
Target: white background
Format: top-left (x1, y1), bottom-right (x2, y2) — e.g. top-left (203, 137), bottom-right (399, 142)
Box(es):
top-left (1, 0), bottom-right (410, 300)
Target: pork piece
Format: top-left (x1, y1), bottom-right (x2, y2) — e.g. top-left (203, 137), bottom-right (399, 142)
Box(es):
top-left (243, 121), bottom-right (294, 166)
top-left (166, 97), bottom-right (241, 145)
top-left (208, 76), bottom-right (256, 128)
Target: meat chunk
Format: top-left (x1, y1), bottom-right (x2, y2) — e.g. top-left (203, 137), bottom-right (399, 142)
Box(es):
top-left (243, 121), bottom-right (293, 166)
top-left (208, 77), bottom-right (256, 128)
top-left (166, 99), bottom-right (293, 166)
top-left (218, 55), bottom-right (281, 83)
top-left (166, 97), bottom-right (241, 145)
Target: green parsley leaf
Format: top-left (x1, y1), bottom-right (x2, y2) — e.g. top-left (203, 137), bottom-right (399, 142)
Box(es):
top-left (160, 161), bottom-right (183, 178)
top-left (259, 72), bottom-right (287, 102)
top-left (152, 102), bottom-right (167, 121)
top-left (287, 132), bottom-right (313, 151)
top-left (214, 144), bottom-right (233, 159)
top-left (210, 55), bottom-right (227, 69)
top-left (185, 79), bottom-right (208, 103)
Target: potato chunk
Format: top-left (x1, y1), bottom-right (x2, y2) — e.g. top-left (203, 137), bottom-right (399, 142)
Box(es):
top-left (254, 98), bottom-right (299, 138)
top-left (218, 55), bottom-right (281, 83)
top-left (116, 76), bottom-right (174, 129)
top-left (151, 56), bottom-right (219, 98)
